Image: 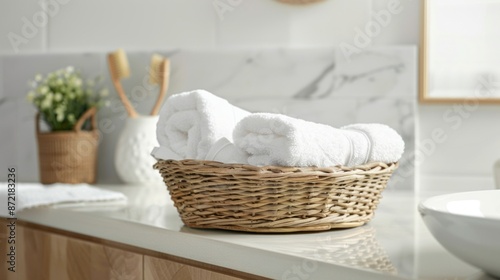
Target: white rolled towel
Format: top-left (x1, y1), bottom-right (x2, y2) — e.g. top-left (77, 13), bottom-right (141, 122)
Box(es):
top-left (155, 89), bottom-right (250, 160)
top-left (233, 113), bottom-right (404, 167)
top-left (341, 123), bottom-right (405, 164)
top-left (204, 137), bottom-right (249, 164)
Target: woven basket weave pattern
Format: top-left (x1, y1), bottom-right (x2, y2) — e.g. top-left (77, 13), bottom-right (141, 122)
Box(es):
top-left (155, 160), bottom-right (397, 232)
top-left (37, 132), bottom-right (98, 184)
top-left (36, 108), bottom-right (99, 184)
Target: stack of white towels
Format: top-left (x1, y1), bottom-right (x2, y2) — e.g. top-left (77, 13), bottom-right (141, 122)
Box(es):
top-left (152, 90), bottom-right (404, 167)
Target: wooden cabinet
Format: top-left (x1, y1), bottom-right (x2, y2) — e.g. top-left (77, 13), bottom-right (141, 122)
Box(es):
top-left (1, 220), bottom-right (262, 280)
top-left (1, 223), bottom-right (142, 280)
top-left (144, 256), bottom-right (241, 280)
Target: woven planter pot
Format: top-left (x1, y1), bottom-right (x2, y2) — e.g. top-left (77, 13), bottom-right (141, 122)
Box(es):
top-left (36, 108), bottom-right (99, 184)
top-left (154, 159), bottom-right (398, 233)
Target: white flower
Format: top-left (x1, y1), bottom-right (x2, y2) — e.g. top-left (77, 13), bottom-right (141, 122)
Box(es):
top-left (38, 86), bottom-right (49, 95)
top-left (73, 78), bottom-right (82, 87)
top-left (46, 92), bottom-right (54, 101)
top-left (55, 105), bottom-right (65, 114)
top-left (27, 66), bottom-right (107, 130)
top-left (55, 105), bottom-right (66, 122)
top-left (54, 93), bottom-right (62, 102)
top-left (41, 98), bottom-right (52, 109)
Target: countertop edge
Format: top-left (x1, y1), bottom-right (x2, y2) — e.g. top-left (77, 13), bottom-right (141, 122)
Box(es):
top-left (17, 208), bottom-right (403, 280)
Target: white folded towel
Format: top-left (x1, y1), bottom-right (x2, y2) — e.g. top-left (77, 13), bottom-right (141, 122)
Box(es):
top-left (204, 137), bottom-right (249, 164)
top-left (233, 113), bottom-right (404, 167)
top-left (151, 146), bottom-right (182, 161)
top-left (0, 183), bottom-right (127, 217)
top-left (155, 90), bottom-right (250, 160)
top-left (341, 123), bottom-right (405, 164)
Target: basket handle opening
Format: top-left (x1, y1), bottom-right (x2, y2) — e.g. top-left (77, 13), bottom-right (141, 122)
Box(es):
top-left (73, 107), bottom-right (97, 133)
top-left (35, 107), bottom-right (97, 133)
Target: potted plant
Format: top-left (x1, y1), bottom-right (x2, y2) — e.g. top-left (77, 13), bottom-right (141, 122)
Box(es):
top-left (27, 66), bottom-right (108, 184)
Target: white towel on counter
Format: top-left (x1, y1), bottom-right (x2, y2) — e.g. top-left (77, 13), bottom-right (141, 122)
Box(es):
top-left (233, 113), bottom-right (404, 167)
top-left (0, 183), bottom-right (127, 217)
top-left (154, 90), bottom-right (250, 160)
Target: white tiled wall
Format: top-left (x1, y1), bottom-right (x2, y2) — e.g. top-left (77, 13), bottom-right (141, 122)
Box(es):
top-left (48, 0), bottom-right (218, 51)
top-left (287, 0), bottom-right (372, 47)
top-left (0, 0), bottom-right (376, 53)
top-left (0, 1), bottom-right (47, 53)
top-left (2, 0), bottom-right (499, 184)
top-left (215, 0), bottom-right (291, 46)
top-left (370, 0), bottom-right (421, 45)
top-left (418, 105), bottom-right (500, 178)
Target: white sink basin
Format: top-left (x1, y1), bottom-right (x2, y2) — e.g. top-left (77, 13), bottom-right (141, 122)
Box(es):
top-left (419, 190), bottom-right (500, 278)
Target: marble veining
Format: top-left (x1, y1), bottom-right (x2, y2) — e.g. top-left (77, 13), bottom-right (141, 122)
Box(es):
top-left (294, 61), bottom-right (406, 100)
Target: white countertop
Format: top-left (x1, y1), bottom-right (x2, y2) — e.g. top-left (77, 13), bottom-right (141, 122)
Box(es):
top-left (16, 181), bottom-right (497, 280)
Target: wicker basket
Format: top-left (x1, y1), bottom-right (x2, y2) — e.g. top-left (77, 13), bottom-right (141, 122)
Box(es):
top-left (36, 108), bottom-right (99, 184)
top-left (154, 159), bottom-right (398, 233)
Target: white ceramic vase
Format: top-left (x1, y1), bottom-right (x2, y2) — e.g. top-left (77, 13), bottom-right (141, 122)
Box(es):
top-left (115, 116), bottom-right (162, 184)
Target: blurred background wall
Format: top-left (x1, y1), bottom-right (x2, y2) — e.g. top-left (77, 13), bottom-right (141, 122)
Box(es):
top-left (1, 0), bottom-right (499, 184)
